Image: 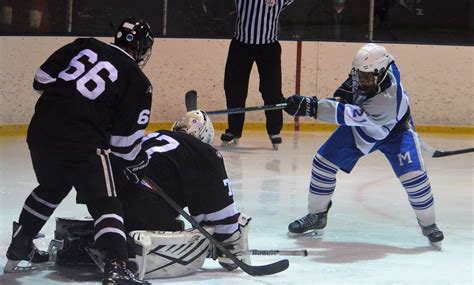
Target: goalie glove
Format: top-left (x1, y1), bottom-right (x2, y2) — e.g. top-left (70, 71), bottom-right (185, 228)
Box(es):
top-left (284, 95), bottom-right (318, 118)
top-left (123, 150), bottom-right (149, 183)
top-left (215, 213), bottom-right (252, 271)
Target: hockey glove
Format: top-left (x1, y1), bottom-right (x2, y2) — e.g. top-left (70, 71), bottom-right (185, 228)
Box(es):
top-left (123, 151), bottom-right (149, 184)
top-left (332, 77), bottom-right (353, 104)
top-left (284, 95), bottom-right (318, 118)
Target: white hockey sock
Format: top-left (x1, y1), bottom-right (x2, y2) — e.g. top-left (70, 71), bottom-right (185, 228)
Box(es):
top-left (400, 171), bottom-right (436, 226)
top-left (308, 154), bottom-right (338, 214)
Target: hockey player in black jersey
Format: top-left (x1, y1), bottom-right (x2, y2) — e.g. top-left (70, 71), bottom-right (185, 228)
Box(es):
top-left (47, 110), bottom-right (251, 279)
top-left (117, 110), bottom-right (251, 277)
top-left (5, 17), bottom-right (154, 285)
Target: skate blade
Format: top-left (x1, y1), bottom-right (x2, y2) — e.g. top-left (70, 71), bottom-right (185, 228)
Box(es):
top-left (4, 260), bottom-right (46, 273)
top-left (272, 144), bottom-right (279, 150)
top-left (221, 140), bottom-right (239, 147)
top-left (430, 241), bottom-right (442, 251)
top-left (287, 229), bottom-right (324, 238)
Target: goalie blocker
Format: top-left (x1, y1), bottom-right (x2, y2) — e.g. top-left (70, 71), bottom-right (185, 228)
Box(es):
top-left (48, 214), bottom-right (251, 279)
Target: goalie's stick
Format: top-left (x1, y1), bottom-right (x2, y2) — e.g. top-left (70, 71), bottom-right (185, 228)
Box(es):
top-left (240, 249), bottom-right (308, 257)
top-left (184, 90), bottom-right (473, 158)
top-left (185, 90), bottom-right (198, 111)
top-left (141, 177), bottom-right (290, 276)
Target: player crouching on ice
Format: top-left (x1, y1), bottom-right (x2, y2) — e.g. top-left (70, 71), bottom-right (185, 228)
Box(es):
top-left (283, 44), bottom-right (444, 249)
top-left (48, 110), bottom-right (252, 279)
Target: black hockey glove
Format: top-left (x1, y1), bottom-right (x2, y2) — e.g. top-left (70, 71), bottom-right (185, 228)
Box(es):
top-left (123, 150), bottom-right (149, 184)
top-left (284, 95), bottom-right (318, 118)
top-left (332, 77), bottom-right (353, 104)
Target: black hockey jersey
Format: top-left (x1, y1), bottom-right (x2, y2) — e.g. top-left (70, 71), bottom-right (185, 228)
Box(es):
top-left (140, 130), bottom-right (234, 216)
top-left (28, 38), bottom-right (152, 161)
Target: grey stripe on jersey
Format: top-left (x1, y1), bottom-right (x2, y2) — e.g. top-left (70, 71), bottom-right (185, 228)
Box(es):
top-left (110, 129), bottom-right (145, 161)
top-left (34, 68), bottom-right (56, 84)
top-left (110, 129), bottom-right (146, 148)
top-left (234, 0), bottom-right (294, 44)
top-left (193, 203), bottom-right (238, 223)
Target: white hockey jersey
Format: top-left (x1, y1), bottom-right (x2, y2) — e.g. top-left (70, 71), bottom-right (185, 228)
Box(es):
top-left (317, 63), bottom-right (410, 154)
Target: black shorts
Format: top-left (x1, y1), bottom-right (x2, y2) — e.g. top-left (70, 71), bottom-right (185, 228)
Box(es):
top-left (118, 183), bottom-right (182, 233)
top-left (29, 144), bottom-right (116, 204)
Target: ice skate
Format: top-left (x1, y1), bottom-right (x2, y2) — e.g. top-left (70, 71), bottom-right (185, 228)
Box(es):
top-left (287, 202), bottom-right (331, 237)
top-left (419, 222), bottom-right (444, 250)
top-left (221, 133), bottom-right (240, 147)
top-left (4, 222), bottom-right (50, 273)
top-left (102, 259), bottom-right (150, 285)
top-left (269, 134), bottom-right (282, 150)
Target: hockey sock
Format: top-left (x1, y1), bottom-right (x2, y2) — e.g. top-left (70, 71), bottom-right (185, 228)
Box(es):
top-left (399, 171), bottom-right (436, 226)
top-left (87, 197), bottom-right (128, 260)
top-left (18, 185), bottom-right (69, 237)
top-left (308, 154), bottom-right (338, 214)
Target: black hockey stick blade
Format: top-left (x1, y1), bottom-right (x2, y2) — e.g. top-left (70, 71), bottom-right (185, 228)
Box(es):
top-left (432, 147), bottom-right (474, 158)
top-left (141, 177), bottom-right (289, 276)
top-left (207, 103), bottom-right (287, 115)
top-left (185, 90), bottom-right (198, 111)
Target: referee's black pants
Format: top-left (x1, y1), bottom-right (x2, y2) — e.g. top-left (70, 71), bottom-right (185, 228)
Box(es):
top-left (224, 39), bottom-right (285, 137)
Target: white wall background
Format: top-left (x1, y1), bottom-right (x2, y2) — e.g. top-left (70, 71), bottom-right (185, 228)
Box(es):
top-left (0, 37), bottom-right (472, 126)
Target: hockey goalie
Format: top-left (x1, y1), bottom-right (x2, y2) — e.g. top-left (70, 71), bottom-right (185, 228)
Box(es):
top-left (48, 110), bottom-right (252, 279)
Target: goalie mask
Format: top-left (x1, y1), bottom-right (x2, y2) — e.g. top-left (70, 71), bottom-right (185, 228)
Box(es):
top-left (172, 110), bottom-right (215, 145)
top-left (351, 43), bottom-right (394, 95)
top-left (114, 17), bottom-right (154, 67)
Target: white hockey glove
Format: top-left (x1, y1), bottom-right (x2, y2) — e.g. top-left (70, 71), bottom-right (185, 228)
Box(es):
top-left (216, 213), bottom-right (252, 271)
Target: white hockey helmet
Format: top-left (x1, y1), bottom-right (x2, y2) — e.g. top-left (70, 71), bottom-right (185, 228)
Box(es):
top-left (172, 110), bottom-right (215, 145)
top-left (351, 43), bottom-right (393, 94)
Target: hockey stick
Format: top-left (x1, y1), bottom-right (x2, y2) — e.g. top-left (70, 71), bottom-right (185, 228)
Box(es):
top-left (207, 103), bottom-right (288, 115)
top-left (184, 89), bottom-right (286, 114)
top-left (184, 91), bottom-right (472, 157)
top-left (141, 177), bottom-right (289, 276)
top-left (185, 90), bottom-right (198, 111)
top-left (431, 148), bottom-right (474, 158)
top-left (416, 132), bottom-right (474, 158)
top-left (239, 249), bottom-right (308, 257)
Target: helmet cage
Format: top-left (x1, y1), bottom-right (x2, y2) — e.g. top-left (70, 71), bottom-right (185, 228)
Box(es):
top-left (172, 110), bottom-right (215, 145)
top-left (351, 67), bottom-right (388, 94)
top-left (351, 43), bottom-right (392, 95)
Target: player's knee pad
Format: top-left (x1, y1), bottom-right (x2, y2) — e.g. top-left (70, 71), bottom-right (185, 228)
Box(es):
top-left (217, 213), bottom-right (252, 270)
top-left (129, 227), bottom-right (214, 279)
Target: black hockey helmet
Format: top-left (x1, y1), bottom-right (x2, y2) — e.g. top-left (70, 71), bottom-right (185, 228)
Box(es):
top-left (114, 17), bottom-right (154, 67)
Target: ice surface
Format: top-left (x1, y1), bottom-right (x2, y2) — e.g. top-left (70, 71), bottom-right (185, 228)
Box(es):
top-left (1, 131), bottom-right (472, 284)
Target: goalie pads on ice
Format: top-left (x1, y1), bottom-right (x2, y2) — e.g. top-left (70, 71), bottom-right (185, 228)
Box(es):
top-left (216, 213), bottom-right (252, 271)
top-left (130, 227), bottom-right (214, 280)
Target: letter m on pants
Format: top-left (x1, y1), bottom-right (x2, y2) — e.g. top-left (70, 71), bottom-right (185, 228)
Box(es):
top-left (398, 151), bottom-right (413, 166)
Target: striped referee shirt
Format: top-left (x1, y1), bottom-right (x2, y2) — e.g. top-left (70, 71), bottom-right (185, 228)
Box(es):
top-left (233, 0), bottom-right (294, 45)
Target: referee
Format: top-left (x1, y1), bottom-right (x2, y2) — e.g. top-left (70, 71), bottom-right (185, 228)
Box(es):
top-left (221, 0), bottom-right (294, 150)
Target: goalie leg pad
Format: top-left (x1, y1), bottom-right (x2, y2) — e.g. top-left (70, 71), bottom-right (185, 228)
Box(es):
top-left (130, 227), bottom-right (214, 280)
top-left (217, 213), bottom-right (252, 270)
